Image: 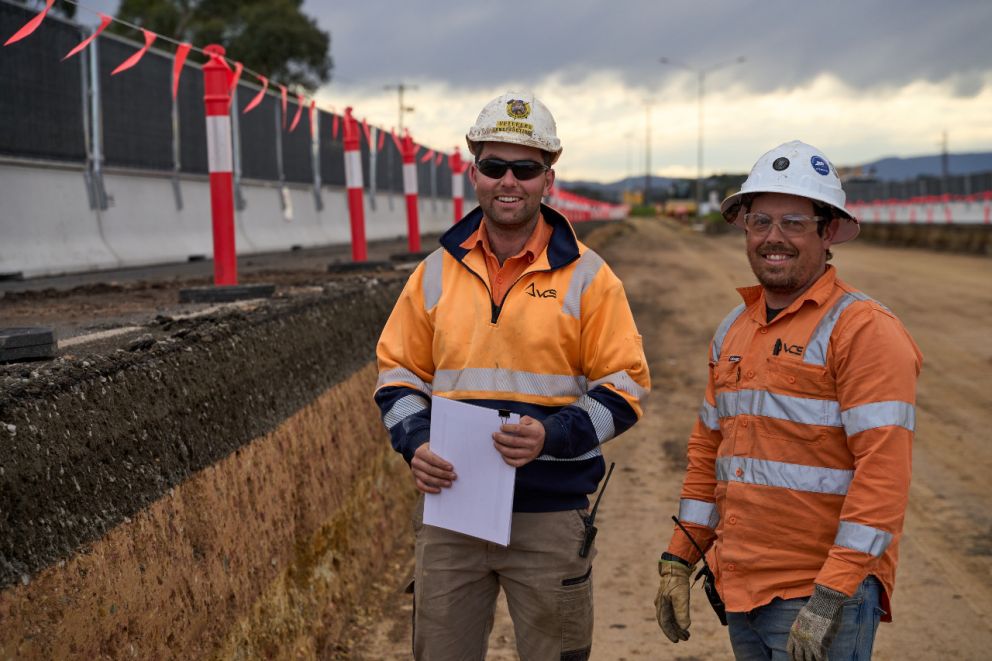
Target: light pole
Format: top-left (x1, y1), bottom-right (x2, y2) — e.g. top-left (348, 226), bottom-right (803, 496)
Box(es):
top-left (383, 82), bottom-right (418, 133)
top-left (644, 99), bottom-right (654, 206)
top-left (659, 55), bottom-right (745, 215)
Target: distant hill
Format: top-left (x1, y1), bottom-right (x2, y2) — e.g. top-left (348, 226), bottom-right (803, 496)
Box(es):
top-left (858, 152), bottom-right (992, 181)
top-left (558, 151), bottom-right (992, 195)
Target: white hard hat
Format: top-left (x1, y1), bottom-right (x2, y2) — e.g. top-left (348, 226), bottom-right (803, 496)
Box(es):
top-left (466, 91), bottom-right (563, 164)
top-left (721, 140), bottom-right (859, 243)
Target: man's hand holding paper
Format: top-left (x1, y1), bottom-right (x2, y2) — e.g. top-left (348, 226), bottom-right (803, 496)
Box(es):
top-left (492, 416), bottom-right (545, 467)
top-left (410, 443), bottom-right (456, 494)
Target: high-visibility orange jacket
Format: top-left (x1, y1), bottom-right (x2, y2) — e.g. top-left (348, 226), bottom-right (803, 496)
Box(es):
top-left (667, 266), bottom-right (922, 621)
top-left (375, 204), bottom-right (649, 512)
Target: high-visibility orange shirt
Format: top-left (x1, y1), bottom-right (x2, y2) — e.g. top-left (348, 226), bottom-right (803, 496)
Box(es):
top-left (667, 266), bottom-right (922, 621)
top-left (459, 214), bottom-right (552, 306)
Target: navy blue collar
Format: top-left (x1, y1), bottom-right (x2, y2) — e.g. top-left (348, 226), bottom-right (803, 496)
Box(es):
top-left (439, 203), bottom-right (580, 270)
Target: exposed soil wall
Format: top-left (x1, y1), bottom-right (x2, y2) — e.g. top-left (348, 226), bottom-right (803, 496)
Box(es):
top-left (0, 276), bottom-right (417, 657)
top-left (857, 223), bottom-right (991, 253)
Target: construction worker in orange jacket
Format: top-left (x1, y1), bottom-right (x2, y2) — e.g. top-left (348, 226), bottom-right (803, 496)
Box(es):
top-left (375, 91), bottom-right (649, 660)
top-left (654, 140), bottom-right (922, 661)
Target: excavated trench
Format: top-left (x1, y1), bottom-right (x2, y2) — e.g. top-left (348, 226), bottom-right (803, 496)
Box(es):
top-left (0, 273), bottom-right (416, 658)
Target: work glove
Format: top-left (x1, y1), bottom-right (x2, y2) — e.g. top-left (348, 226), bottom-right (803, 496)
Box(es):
top-left (787, 584), bottom-right (848, 661)
top-left (655, 559), bottom-right (693, 642)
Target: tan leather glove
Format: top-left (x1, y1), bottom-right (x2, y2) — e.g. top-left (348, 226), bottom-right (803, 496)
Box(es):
top-left (655, 559), bottom-right (693, 643)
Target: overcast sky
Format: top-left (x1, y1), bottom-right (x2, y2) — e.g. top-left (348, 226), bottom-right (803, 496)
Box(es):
top-left (78, 0), bottom-right (992, 181)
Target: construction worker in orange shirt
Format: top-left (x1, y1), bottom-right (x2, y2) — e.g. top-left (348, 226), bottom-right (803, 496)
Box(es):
top-left (654, 140), bottom-right (922, 660)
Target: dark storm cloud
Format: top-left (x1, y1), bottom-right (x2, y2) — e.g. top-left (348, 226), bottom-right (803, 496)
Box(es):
top-left (315, 0), bottom-right (992, 96)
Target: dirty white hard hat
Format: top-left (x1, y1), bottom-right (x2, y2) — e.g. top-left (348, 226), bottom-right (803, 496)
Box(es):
top-left (721, 140), bottom-right (859, 243)
top-left (466, 91), bottom-right (563, 165)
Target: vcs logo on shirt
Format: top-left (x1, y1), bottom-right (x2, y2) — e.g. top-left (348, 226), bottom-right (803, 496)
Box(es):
top-left (526, 283), bottom-right (558, 299)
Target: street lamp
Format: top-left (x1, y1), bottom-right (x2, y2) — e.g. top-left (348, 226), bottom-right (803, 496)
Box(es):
top-left (383, 82), bottom-right (418, 133)
top-left (659, 55), bottom-right (745, 215)
top-left (644, 99), bottom-right (654, 206)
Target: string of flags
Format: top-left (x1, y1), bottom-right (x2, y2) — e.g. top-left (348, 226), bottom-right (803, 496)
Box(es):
top-left (2, 0), bottom-right (456, 168)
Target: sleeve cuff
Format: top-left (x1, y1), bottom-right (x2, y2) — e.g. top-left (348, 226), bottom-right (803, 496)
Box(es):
top-left (814, 555), bottom-right (869, 597)
top-left (540, 415), bottom-right (568, 456)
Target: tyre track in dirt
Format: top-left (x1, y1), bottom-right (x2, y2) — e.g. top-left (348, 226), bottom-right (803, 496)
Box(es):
top-left (353, 218), bottom-right (992, 659)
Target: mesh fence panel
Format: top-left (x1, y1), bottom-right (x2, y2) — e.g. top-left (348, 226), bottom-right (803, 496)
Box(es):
top-left (177, 66), bottom-right (207, 174)
top-left (318, 110), bottom-right (344, 186)
top-left (847, 172), bottom-right (992, 201)
top-left (99, 35), bottom-right (173, 170)
top-left (236, 85), bottom-right (278, 181)
top-left (0, 4), bottom-right (86, 162)
top-left (281, 98), bottom-right (312, 183)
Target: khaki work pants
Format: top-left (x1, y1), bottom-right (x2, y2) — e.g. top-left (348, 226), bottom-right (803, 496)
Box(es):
top-left (412, 500), bottom-right (596, 660)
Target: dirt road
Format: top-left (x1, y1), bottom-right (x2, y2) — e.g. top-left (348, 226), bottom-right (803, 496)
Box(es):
top-left (354, 218), bottom-right (992, 659)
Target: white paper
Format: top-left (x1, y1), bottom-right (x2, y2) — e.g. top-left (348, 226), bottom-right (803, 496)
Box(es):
top-left (423, 396), bottom-right (518, 545)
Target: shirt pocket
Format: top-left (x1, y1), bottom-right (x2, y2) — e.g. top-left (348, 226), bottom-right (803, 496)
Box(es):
top-left (755, 359), bottom-right (837, 445)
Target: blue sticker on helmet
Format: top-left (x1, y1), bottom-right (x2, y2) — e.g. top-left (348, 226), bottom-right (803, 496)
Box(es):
top-left (811, 155), bottom-right (830, 176)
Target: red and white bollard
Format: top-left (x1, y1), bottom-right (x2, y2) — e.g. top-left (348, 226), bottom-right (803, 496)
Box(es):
top-left (400, 129), bottom-right (422, 253)
top-left (203, 45), bottom-right (237, 285)
top-left (450, 146), bottom-right (467, 223)
top-left (343, 107), bottom-right (368, 262)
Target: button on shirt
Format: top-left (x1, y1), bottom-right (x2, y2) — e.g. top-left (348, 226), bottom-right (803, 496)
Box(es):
top-left (459, 215), bottom-right (552, 306)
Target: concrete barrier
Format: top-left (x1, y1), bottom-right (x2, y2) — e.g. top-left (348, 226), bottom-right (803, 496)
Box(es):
top-left (0, 161), bottom-right (471, 277)
top-left (0, 163), bottom-right (120, 278)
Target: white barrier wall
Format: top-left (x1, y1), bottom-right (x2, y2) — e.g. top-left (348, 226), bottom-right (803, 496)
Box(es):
top-left (849, 197), bottom-right (991, 225)
top-left (0, 162), bottom-right (461, 278)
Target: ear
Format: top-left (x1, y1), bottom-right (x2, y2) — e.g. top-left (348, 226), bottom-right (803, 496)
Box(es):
top-left (821, 218), bottom-right (840, 249)
top-left (543, 168), bottom-right (555, 196)
top-left (468, 162), bottom-right (479, 190)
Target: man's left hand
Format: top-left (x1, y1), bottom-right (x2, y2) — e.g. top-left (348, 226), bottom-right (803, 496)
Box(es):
top-left (493, 416), bottom-right (545, 467)
top-left (786, 584), bottom-right (848, 661)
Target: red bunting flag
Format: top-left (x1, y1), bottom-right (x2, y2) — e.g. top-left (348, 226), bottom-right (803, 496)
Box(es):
top-left (4, 0), bottom-right (54, 47)
top-left (391, 128), bottom-right (402, 151)
top-left (378, 129), bottom-right (386, 151)
top-left (278, 84), bottom-right (288, 128)
top-left (171, 42), bottom-right (191, 99)
top-left (420, 149), bottom-right (435, 163)
top-left (289, 93), bottom-right (304, 132)
top-left (435, 152), bottom-right (443, 167)
top-left (228, 61), bottom-right (243, 92)
top-left (309, 100), bottom-right (317, 138)
top-left (332, 112), bottom-right (339, 139)
top-left (243, 75), bottom-right (268, 113)
top-left (63, 13), bottom-right (111, 60)
top-left (111, 29), bottom-right (157, 76)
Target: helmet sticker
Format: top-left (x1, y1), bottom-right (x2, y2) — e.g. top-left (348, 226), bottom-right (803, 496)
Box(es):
top-left (506, 99), bottom-right (531, 119)
top-left (772, 157), bottom-right (790, 171)
top-left (810, 155), bottom-right (830, 176)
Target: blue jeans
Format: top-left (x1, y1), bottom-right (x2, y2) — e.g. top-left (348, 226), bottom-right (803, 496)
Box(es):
top-left (727, 576), bottom-right (883, 660)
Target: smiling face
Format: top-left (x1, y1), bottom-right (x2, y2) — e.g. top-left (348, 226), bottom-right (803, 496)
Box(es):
top-left (468, 142), bottom-right (554, 231)
top-left (745, 192), bottom-right (839, 308)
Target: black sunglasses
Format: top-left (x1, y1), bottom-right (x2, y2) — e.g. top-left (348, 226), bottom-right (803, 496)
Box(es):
top-left (476, 158), bottom-right (549, 181)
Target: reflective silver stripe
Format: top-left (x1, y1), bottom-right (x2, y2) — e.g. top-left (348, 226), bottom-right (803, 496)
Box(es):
top-left (834, 521), bottom-right (893, 557)
top-left (699, 399), bottom-right (720, 431)
top-left (561, 250), bottom-right (605, 319)
top-left (589, 371), bottom-right (649, 401)
top-left (716, 456), bottom-right (853, 495)
top-left (433, 368), bottom-right (586, 398)
top-left (679, 498), bottom-right (719, 528)
top-left (573, 394), bottom-right (615, 444)
top-left (383, 393), bottom-right (429, 429)
top-left (422, 248), bottom-right (444, 310)
top-left (376, 367), bottom-right (432, 395)
top-left (536, 446), bottom-right (603, 462)
top-left (716, 389), bottom-right (842, 427)
top-left (804, 292), bottom-right (872, 365)
top-left (712, 303), bottom-right (747, 362)
top-left (842, 400), bottom-right (916, 435)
